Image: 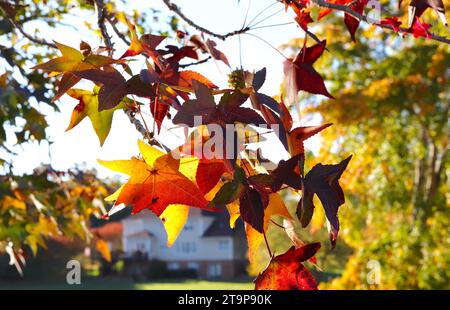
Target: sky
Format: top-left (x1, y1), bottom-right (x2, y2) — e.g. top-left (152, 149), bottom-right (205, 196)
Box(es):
top-left (2, 0), bottom-right (324, 179)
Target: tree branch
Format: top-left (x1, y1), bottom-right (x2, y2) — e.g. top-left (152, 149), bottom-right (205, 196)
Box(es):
top-left (94, 0), bottom-right (114, 54)
top-left (310, 0), bottom-right (450, 45)
top-left (0, 6), bottom-right (56, 48)
top-left (179, 56), bottom-right (212, 68)
top-left (106, 15), bottom-right (131, 45)
top-left (162, 0), bottom-right (250, 40)
top-left (125, 108), bottom-right (148, 138)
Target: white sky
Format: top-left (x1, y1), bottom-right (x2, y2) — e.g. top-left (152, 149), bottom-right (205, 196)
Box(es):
top-left (2, 0), bottom-right (323, 178)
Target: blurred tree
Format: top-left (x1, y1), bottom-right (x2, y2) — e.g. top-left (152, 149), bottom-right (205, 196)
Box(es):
top-left (0, 0), bottom-right (158, 275)
top-left (291, 14), bottom-right (450, 288)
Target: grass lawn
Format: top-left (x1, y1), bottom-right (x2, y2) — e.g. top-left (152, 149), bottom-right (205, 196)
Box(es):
top-left (0, 276), bottom-right (253, 290)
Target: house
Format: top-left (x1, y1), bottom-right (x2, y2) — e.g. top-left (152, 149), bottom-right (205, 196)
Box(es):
top-left (122, 208), bottom-right (248, 280)
top-left (90, 221), bottom-right (123, 252)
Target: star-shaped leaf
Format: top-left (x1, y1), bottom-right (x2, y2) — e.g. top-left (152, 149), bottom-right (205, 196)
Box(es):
top-left (283, 40), bottom-right (334, 104)
top-left (99, 140), bottom-right (214, 217)
top-left (65, 88), bottom-right (126, 146)
top-left (255, 243), bottom-right (321, 290)
top-left (297, 155), bottom-right (352, 248)
top-left (32, 41), bottom-right (119, 101)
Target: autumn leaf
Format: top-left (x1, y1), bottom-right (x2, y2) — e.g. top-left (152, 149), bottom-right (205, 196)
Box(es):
top-left (255, 243), bottom-right (320, 290)
top-left (96, 238), bottom-right (112, 262)
top-left (317, 0), bottom-right (368, 41)
top-left (31, 41), bottom-right (119, 101)
top-left (205, 39), bottom-right (230, 67)
top-left (409, 17), bottom-right (432, 38)
top-left (196, 159), bottom-right (231, 195)
top-left (283, 40), bottom-right (334, 104)
top-left (150, 97), bottom-right (170, 134)
top-left (297, 155), bottom-right (352, 248)
top-left (120, 20), bottom-right (166, 62)
top-left (209, 167), bottom-right (269, 232)
top-left (288, 123), bottom-right (333, 157)
top-left (173, 80), bottom-right (266, 127)
top-left (99, 140), bottom-right (214, 217)
top-left (269, 154), bottom-right (302, 191)
top-left (343, 0), bottom-right (367, 42)
top-left (407, 0), bottom-right (447, 28)
top-left (245, 193), bottom-right (293, 263)
top-left (379, 17), bottom-right (402, 32)
top-left (74, 68), bottom-right (156, 110)
top-left (65, 88), bottom-right (126, 146)
top-left (162, 45), bottom-right (199, 65)
top-left (160, 204), bottom-right (189, 247)
top-left (294, 9), bottom-right (314, 31)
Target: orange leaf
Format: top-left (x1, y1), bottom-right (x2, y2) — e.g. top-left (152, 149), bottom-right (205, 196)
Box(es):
top-left (96, 238), bottom-right (111, 262)
top-left (99, 140), bottom-right (215, 216)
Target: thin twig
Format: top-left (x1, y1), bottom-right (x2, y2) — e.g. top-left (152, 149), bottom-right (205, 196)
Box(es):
top-left (244, 32), bottom-right (289, 60)
top-left (270, 219), bottom-right (285, 229)
top-left (162, 0), bottom-right (250, 40)
top-left (246, 1), bottom-right (278, 29)
top-left (179, 56), bottom-right (212, 68)
top-left (263, 231), bottom-right (272, 257)
top-left (0, 6), bottom-right (56, 48)
top-left (248, 8), bottom-right (284, 28)
top-left (106, 15), bottom-right (131, 45)
top-left (250, 21), bottom-right (294, 31)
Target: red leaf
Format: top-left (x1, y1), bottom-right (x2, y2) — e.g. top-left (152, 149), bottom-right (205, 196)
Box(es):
top-left (408, 0), bottom-right (447, 28)
top-left (196, 159), bottom-right (230, 194)
top-left (283, 40), bottom-right (334, 101)
top-left (297, 155), bottom-right (352, 248)
top-left (173, 81), bottom-right (266, 128)
top-left (409, 17), bottom-right (432, 38)
top-left (205, 39), bottom-right (230, 67)
top-left (255, 243), bottom-right (321, 290)
top-left (294, 10), bottom-right (314, 31)
top-left (270, 154), bottom-right (302, 192)
top-left (150, 98), bottom-right (169, 133)
top-left (288, 123), bottom-right (333, 156)
top-left (379, 17), bottom-right (402, 32)
top-left (344, 0), bottom-right (367, 42)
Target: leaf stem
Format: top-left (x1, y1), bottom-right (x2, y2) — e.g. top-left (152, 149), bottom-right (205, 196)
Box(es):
top-left (263, 230), bottom-right (273, 257)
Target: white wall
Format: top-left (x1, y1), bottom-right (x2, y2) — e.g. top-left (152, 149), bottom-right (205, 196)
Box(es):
top-left (122, 213), bottom-right (235, 261)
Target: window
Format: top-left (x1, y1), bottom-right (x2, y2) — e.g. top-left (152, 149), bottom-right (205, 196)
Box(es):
top-left (177, 242), bottom-right (196, 253)
top-left (187, 262), bottom-right (200, 271)
top-left (184, 221), bottom-right (194, 231)
top-left (218, 240), bottom-right (230, 251)
top-left (208, 263), bottom-right (222, 278)
top-left (167, 262), bottom-right (180, 270)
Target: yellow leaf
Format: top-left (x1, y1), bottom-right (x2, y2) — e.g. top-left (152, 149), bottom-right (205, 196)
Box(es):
top-left (264, 193), bottom-right (293, 230)
top-left (245, 193), bottom-right (292, 264)
top-left (245, 224), bottom-right (264, 264)
top-left (105, 185), bottom-right (125, 202)
top-left (137, 139), bottom-right (165, 167)
top-left (96, 238), bottom-right (111, 262)
top-left (179, 157), bottom-right (199, 182)
top-left (2, 195), bottom-right (26, 211)
top-left (160, 204), bottom-right (189, 247)
top-left (66, 88), bottom-right (125, 146)
top-left (226, 201), bottom-right (240, 229)
top-left (205, 180), bottom-right (240, 228)
top-left (310, 196), bottom-right (325, 234)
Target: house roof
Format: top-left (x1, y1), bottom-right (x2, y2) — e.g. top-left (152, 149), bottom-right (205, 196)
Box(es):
top-left (90, 222), bottom-right (123, 241)
top-left (202, 211), bottom-right (244, 237)
top-left (126, 230), bottom-right (154, 238)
